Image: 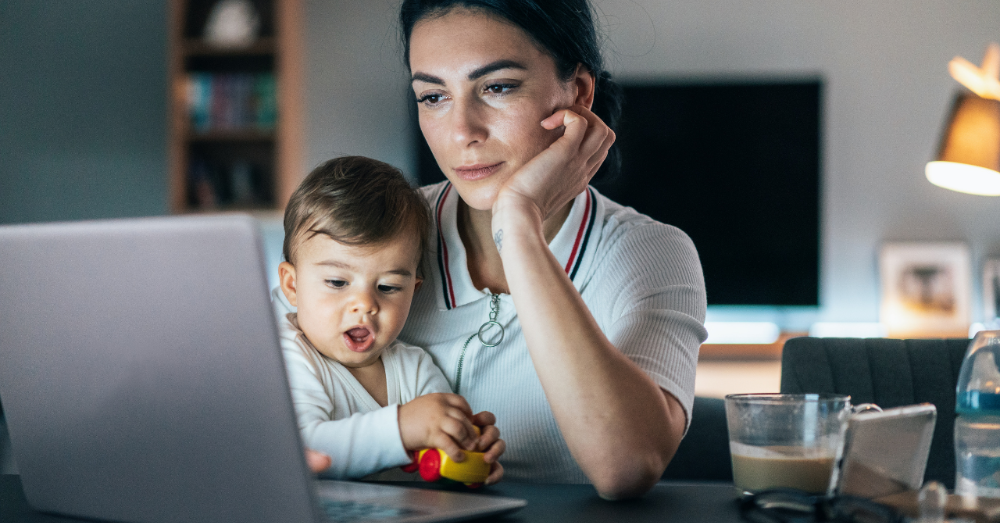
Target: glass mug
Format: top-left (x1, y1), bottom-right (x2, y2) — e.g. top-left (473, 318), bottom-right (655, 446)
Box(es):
top-left (724, 393), bottom-right (880, 497)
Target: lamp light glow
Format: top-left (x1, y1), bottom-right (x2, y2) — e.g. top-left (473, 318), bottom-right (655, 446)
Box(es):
top-left (928, 44), bottom-right (1000, 196)
top-left (926, 161), bottom-right (1000, 196)
top-left (926, 92), bottom-right (1000, 196)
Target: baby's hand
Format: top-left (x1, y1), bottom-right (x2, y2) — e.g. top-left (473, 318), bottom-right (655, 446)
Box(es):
top-left (398, 393), bottom-right (478, 462)
top-left (304, 448), bottom-right (332, 473)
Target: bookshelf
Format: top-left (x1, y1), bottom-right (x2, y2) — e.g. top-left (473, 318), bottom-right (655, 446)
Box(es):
top-left (168, 0), bottom-right (303, 214)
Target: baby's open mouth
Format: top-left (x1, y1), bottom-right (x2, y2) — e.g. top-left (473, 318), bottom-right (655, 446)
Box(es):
top-left (343, 326), bottom-right (374, 353)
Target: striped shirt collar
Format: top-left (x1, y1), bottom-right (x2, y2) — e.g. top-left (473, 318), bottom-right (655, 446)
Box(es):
top-left (433, 182), bottom-right (601, 310)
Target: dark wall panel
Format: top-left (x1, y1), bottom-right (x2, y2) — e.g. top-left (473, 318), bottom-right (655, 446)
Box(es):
top-left (0, 1), bottom-right (168, 224)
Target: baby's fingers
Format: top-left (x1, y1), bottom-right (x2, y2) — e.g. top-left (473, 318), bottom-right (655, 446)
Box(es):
top-left (305, 449), bottom-right (331, 474)
top-left (443, 411), bottom-right (479, 450)
top-left (429, 431), bottom-right (466, 463)
top-left (441, 393), bottom-right (474, 418)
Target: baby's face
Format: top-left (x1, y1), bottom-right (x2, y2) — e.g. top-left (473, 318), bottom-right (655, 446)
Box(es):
top-left (281, 231), bottom-right (422, 369)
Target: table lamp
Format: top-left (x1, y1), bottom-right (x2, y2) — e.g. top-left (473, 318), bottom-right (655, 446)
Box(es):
top-left (926, 43), bottom-right (1000, 196)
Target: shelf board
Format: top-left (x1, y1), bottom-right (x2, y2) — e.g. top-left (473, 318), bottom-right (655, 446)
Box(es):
top-left (184, 38), bottom-right (276, 56)
top-left (187, 129), bottom-right (276, 142)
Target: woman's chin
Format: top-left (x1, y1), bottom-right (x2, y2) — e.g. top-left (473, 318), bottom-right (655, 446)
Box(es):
top-left (449, 179), bottom-right (502, 213)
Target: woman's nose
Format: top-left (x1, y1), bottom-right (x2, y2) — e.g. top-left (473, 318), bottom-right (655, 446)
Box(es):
top-left (449, 97), bottom-right (488, 146)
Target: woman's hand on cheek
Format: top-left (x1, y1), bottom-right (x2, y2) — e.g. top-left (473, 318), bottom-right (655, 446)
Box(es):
top-left (493, 104), bottom-right (615, 226)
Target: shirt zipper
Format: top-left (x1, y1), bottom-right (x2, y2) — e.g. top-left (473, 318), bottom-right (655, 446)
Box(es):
top-left (454, 293), bottom-right (503, 394)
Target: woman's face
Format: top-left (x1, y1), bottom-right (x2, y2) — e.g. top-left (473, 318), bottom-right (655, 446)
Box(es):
top-left (409, 8), bottom-right (579, 211)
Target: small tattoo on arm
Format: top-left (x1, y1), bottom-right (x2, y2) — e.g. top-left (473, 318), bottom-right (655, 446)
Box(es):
top-left (493, 229), bottom-right (503, 254)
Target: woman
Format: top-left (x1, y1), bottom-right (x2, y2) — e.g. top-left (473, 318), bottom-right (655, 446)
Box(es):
top-left (395, 0), bottom-right (707, 499)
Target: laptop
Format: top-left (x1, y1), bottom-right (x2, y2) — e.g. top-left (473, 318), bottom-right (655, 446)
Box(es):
top-left (0, 215), bottom-right (525, 523)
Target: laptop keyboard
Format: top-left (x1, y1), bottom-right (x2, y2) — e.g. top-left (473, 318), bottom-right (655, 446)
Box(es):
top-left (319, 498), bottom-right (424, 522)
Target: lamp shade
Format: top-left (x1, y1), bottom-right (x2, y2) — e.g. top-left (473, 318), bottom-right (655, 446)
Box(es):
top-left (926, 92), bottom-right (1000, 196)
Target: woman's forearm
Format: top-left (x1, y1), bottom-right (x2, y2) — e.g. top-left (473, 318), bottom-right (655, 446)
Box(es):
top-left (493, 200), bottom-right (687, 499)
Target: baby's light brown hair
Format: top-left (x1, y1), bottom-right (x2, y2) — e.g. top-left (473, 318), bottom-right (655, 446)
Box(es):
top-left (282, 156), bottom-right (431, 267)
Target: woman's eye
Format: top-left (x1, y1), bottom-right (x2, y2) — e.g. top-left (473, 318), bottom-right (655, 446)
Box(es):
top-left (378, 284), bottom-right (402, 294)
top-left (416, 92), bottom-right (444, 106)
top-left (326, 279), bottom-right (347, 289)
top-left (484, 83), bottom-right (516, 95)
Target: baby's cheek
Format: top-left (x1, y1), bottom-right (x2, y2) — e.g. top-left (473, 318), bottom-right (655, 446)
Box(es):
top-left (298, 313), bottom-right (332, 343)
top-left (386, 300), bottom-right (414, 336)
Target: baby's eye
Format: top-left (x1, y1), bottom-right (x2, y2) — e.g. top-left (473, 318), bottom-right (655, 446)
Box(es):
top-left (326, 279), bottom-right (347, 289)
top-left (378, 284), bottom-right (402, 294)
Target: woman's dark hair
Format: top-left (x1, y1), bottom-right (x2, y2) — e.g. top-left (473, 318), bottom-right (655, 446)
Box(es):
top-left (399, 0), bottom-right (622, 185)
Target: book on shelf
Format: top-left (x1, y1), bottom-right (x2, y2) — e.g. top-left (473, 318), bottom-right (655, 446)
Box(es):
top-left (185, 72), bottom-right (277, 133)
top-left (187, 156), bottom-right (274, 210)
top-left (254, 74), bottom-right (277, 128)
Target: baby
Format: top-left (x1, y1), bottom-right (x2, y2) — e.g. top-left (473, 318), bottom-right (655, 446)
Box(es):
top-left (273, 156), bottom-right (502, 480)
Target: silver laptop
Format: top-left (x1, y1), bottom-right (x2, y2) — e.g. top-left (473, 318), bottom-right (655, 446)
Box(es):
top-left (0, 215), bottom-right (525, 523)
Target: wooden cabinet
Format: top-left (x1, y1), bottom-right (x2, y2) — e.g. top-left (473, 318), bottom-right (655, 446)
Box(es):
top-left (168, 0), bottom-right (302, 213)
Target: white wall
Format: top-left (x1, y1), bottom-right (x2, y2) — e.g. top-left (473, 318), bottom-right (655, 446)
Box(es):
top-left (303, 0), bottom-right (414, 177)
top-left (301, 0), bottom-right (1000, 329)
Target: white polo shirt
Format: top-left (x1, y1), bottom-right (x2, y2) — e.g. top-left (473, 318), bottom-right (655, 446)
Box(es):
top-left (399, 182), bottom-right (707, 483)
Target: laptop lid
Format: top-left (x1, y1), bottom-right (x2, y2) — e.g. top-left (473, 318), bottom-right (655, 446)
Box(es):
top-left (0, 215), bottom-right (320, 523)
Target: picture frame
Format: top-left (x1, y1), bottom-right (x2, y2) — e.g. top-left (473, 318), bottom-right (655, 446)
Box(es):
top-left (879, 242), bottom-right (971, 338)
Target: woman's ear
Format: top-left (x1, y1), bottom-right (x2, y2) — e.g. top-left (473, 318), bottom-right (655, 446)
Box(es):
top-left (572, 64), bottom-right (597, 109)
top-left (278, 261), bottom-right (298, 307)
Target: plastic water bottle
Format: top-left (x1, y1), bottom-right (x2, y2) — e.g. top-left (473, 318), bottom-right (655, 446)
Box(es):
top-left (955, 330), bottom-right (1000, 498)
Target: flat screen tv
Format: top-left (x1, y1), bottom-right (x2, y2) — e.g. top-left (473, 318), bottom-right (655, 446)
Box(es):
top-left (413, 79), bottom-right (822, 306)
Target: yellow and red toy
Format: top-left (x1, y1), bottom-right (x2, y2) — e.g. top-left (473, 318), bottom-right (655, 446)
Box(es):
top-left (404, 448), bottom-right (489, 487)
top-left (401, 427), bottom-right (491, 487)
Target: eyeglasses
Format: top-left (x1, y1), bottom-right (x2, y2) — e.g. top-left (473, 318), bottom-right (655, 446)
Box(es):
top-left (739, 488), bottom-right (906, 523)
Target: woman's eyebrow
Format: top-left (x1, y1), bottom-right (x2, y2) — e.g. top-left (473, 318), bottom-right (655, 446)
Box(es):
top-left (467, 59), bottom-right (526, 80)
top-left (411, 72), bottom-right (444, 85)
top-left (410, 59), bottom-right (527, 85)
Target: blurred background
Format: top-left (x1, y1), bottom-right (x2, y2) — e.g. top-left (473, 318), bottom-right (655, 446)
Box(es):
top-left (2, 1), bottom-right (1000, 402)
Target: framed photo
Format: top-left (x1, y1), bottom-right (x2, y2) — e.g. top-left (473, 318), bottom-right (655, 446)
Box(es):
top-left (984, 258), bottom-right (1000, 325)
top-left (879, 242), bottom-right (971, 338)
